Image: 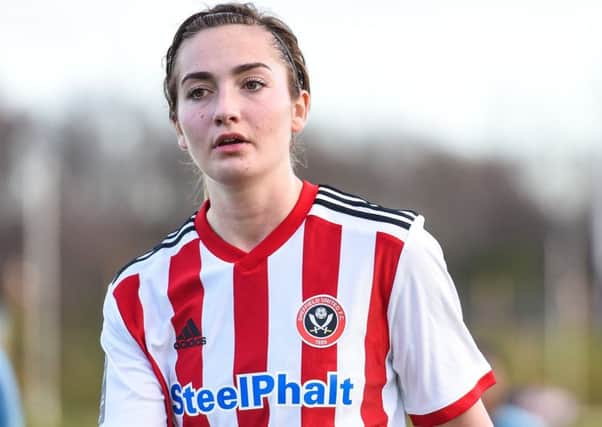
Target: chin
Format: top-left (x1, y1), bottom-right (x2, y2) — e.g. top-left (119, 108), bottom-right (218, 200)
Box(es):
top-left (206, 166), bottom-right (260, 186)
top-left (203, 157), bottom-right (286, 187)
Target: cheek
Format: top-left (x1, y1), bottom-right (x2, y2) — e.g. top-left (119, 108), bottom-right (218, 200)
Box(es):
top-left (251, 100), bottom-right (292, 138)
top-left (179, 109), bottom-right (208, 137)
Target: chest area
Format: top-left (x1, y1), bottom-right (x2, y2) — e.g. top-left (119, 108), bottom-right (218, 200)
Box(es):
top-left (167, 254), bottom-right (377, 363)
top-left (140, 232), bottom-right (401, 419)
top-left (162, 247), bottom-right (391, 376)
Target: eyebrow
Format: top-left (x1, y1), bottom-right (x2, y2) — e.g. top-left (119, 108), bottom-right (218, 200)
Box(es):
top-left (180, 62), bottom-right (272, 86)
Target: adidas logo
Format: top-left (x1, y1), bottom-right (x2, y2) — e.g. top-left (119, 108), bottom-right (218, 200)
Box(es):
top-left (174, 318), bottom-right (207, 350)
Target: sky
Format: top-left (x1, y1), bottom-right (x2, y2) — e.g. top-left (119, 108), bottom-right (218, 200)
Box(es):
top-left (1, 0), bottom-right (601, 164)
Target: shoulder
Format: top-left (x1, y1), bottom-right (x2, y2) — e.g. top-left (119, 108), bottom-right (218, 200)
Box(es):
top-left (108, 212), bottom-right (199, 291)
top-left (310, 184), bottom-right (421, 242)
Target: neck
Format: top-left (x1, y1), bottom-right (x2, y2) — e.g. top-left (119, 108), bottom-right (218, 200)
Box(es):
top-left (204, 170), bottom-right (303, 252)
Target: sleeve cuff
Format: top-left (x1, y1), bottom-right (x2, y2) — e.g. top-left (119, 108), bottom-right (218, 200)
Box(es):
top-left (409, 371), bottom-right (496, 426)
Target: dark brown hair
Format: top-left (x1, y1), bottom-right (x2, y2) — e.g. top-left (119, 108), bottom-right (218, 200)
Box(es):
top-left (164, 2), bottom-right (310, 122)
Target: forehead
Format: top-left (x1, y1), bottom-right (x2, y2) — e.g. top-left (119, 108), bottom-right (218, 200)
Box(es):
top-left (176, 24), bottom-right (282, 74)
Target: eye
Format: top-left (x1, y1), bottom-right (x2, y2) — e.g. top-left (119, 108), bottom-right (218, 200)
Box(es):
top-left (242, 78), bottom-right (266, 91)
top-left (187, 87), bottom-right (211, 100)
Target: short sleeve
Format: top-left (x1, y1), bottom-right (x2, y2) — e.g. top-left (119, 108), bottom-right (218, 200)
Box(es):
top-left (389, 217), bottom-right (495, 426)
top-left (99, 282), bottom-right (167, 427)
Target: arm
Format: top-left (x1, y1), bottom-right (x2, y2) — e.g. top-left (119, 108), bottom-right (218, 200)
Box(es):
top-left (438, 400), bottom-right (493, 427)
top-left (390, 217), bottom-right (495, 426)
top-left (99, 278), bottom-right (168, 427)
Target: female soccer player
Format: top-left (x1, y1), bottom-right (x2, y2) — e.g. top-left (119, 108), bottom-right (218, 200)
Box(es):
top-left (99, 3), bottom-right (495, 426)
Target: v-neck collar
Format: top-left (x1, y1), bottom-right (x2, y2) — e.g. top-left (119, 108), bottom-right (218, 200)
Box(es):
top-left (195, 180), bottom-right (318, 269)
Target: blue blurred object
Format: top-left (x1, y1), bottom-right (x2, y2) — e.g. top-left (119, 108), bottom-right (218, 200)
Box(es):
top-left (0, 349), bottom-right (24, 427)
top-left (493, 404), bottom-right (547, 427)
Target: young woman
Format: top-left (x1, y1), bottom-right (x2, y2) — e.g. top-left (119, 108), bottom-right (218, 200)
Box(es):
top-left (99, 3), bottom-right (495, 426)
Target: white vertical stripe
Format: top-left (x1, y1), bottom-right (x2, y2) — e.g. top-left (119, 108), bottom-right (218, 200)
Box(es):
top-left (199, 242), bottom-right (237, 427)
top-left (139, 234), bottom-right (197, 427)
top-left (334, 224), bottom-right (376, 426)
top-left (382, 348), bottom-right (406, 427)
top-left (266, 224), bottom-right (305, 427)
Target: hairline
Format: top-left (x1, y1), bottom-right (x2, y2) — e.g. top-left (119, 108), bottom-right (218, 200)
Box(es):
top-left (169, 23), bottom-right (302, 119)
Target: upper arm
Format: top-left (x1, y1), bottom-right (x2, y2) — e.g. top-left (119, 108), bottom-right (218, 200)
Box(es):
top-left (437, 400), bottom-right (493, 427)
top-left (99, 281), bottom-right (167, 427)
top-left (389, 219), bottom-right (495, 425)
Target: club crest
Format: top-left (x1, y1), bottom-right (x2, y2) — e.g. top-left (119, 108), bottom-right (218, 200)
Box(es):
top-left (296, 294), bottom-right (346, 348)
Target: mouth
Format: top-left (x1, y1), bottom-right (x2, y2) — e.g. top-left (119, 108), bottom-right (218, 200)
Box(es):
top-left (213, 133), bottom-right (249, 149)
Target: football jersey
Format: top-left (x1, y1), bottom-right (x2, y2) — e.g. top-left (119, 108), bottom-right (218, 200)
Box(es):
top-left (99, 181), bottom-right (495, 427)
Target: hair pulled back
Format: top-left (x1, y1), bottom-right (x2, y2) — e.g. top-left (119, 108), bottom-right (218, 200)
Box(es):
top-left (163, 2), bottom-right (310, 122)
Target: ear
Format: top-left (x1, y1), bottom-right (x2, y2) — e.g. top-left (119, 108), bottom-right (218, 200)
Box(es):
top-left (173, 119), bottom-right (188, 151)
top-left (291, 90), bottom-right (310, 134)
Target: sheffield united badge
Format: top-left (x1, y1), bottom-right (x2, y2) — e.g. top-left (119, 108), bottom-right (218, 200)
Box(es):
top-left (296, 294), bottom-right (346, 348)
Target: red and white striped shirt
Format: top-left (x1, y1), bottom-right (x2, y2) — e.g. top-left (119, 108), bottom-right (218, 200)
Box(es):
top-left (99, 181), bottom-right (495, 427)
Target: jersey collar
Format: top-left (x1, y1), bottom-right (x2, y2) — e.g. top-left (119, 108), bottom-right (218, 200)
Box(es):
top-left (195, 180), bottom-right (318, 268)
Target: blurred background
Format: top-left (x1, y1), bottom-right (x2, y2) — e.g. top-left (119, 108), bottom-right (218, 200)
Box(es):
top-left (1, 0), bottom-right (601, 426)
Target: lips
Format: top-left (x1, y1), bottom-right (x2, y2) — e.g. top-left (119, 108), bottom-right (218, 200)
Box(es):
top-left (213, 133), bottom-right (249, 148)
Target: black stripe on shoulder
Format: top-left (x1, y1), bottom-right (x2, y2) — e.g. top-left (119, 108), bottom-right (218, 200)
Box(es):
top-left (314, 198), bottom-right (411, 230)
top-left (317, 185), bottom-right (418, 220)
top-left (111, 215), bottom-right (198, 285)
top-left (165, 213), bottom-right (197, 239)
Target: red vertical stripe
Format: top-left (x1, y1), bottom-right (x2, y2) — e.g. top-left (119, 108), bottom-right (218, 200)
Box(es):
top-left (233, 260), bottom-right (270, 426)
top-left (167, 239), bottom-right (209, 427)
top-left (113, 275), bottom-right (175, 427)
top-left (360, 232), bottom-right (404, 425)
top-left (301, 216), bottom-right (342, 427)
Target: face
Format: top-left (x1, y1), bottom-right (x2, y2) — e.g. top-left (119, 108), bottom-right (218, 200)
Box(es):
top-left (173, 24), bottom-right (310, 187)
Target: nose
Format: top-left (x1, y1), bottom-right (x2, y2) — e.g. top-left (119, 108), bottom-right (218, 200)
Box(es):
top-left (212, 87), bottom-right (240, 126)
